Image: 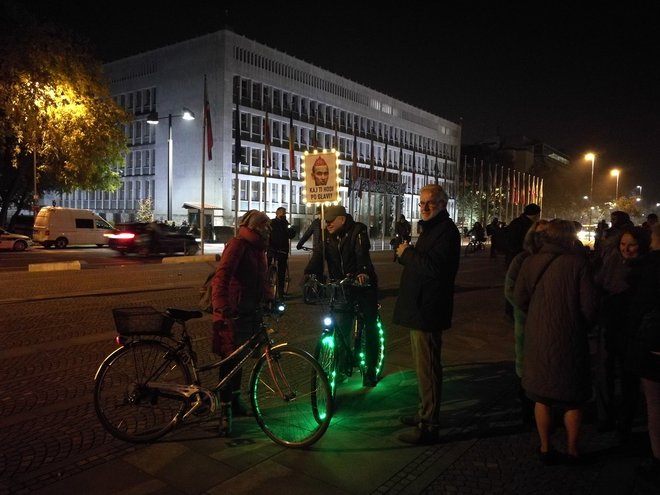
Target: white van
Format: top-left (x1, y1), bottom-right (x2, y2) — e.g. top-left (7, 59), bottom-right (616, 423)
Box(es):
top-left (33, 207), bottom-right (116, 248)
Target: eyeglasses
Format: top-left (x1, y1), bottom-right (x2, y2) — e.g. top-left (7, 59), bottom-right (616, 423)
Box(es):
top-left (418, 201), bottom-right (439, 208)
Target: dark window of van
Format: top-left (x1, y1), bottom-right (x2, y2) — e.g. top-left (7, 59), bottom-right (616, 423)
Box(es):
top-left (96, 219), bottom-right (113, 229)
top-left (75, 218), bottom-right (94, 229)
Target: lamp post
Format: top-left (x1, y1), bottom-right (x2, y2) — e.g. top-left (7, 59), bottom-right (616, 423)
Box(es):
top-left (584, 153), bottom-right (596, 241)
top-left (610, 168), bottom-right (620, 203)
top-left (636, 185), bottom-right (642, 199)
top-left (147, 108), bottom-right (195, 221)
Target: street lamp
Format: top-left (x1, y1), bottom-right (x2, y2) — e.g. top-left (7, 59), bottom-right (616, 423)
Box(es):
top-left (610, 168), bottom-right (620, 203)
top-left (636, 185), bottom-right (642, 199)
top-left (147, 108), bottom-right (195, 221)
top-left (584, 153), bottom-right (596, 240)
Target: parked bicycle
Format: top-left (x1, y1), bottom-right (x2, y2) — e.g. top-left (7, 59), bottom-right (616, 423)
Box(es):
top-left (94, 304), bottom-right (332, 448)
top-left (267, 248), bottom-right (290, 300)
top-left (313, 276), bottom-right (386, 398)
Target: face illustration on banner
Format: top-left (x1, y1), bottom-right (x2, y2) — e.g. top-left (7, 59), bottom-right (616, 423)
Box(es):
top-left (311, 157), bottom-right (330, 186)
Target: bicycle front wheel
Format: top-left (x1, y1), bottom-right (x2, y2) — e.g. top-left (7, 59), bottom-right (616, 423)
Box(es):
top-left (267, 264), bottom-right (278, 299)
top-left (314, 329), bottom-right (338, 399)
top-left (250, 345), bottom-right (333, 448)
top-left (94, 340), bottom-right (191, 443)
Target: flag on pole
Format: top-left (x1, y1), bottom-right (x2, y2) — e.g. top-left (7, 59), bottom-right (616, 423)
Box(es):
top-left (264, 109), bottom-right (271, 173)
top-left (369, 132), bottom-right (375, 182)
top-left (383, 134), bottom-right (388, 181)
top-left (412, 149), bottom-right (416, 190)
top-left (234, 101), bottom-right (241, 168)
top-left (333, 111), bottom-right (339, 150)
top-left (352, 125), bottom-right (358, 189)
top-left (204, 78), bottom-right (213, 161)
top-left (312, 110), bottom-right (318, 149)
top-left (289, 114), bottom-right (295, 171)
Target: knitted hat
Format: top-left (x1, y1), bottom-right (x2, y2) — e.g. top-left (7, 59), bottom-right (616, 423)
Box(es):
top-left (239, 210), bottom-right (270, 229)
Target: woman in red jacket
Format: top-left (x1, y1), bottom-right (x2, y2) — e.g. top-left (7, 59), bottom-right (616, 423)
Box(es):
top-left (211, 210), bottom-right (273, 436)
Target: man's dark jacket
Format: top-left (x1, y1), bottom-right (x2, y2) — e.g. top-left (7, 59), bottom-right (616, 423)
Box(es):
top-left (393, 209), bottom-right (460, 331)
top-left (269, 216), bottom-right (295, 251)
top-left (304, 215), bottom-right (377, 285)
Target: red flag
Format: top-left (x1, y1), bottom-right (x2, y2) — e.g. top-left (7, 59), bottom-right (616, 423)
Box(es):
top-left (369, 133), bottom-right (375, 182)
top-left (204, 78), bottom-right (213, 160)
top-left (412, 149), bottom-right (416, 190)
top-left (264, 109), bottom-right (271, 173)
top-left (289, 113), bottom-right (295, 171)
top-left (352, 125), bottom-right (358, 187)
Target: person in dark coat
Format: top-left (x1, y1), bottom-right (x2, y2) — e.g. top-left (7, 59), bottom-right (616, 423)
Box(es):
top-left (513, 219), bottom-right (598, 464)
top-left (304, 204), bottom-right (381, 387)
top-left (504, 203), bottom-right (541, 267)
top-left (296, 206), bottom-right (322, 251)
top-left (393, 184), bottom-right (461, 445)
top-left (625, 223), bottom-right (660, 480)
top-left (211, 210), bottom-right (273, 436)
top-left (268, 207), bottom-right (296, 298)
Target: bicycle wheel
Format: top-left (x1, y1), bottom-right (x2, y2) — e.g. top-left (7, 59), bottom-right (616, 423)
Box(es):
top-left (250, 345), bottom-right (332, 448)
top-left (314, 329), bottom-right (338, 398)
top-left (94, 340), bottom-right (191, 443)
top-left (283, 264), bottom-right (290, 296)
top-left (267, 263), bottom-right (278, 299)
top-left (355, 312), bottom-right (386, 382)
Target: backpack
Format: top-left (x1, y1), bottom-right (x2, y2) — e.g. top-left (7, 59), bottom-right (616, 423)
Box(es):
top-left (199, 270), bottom-right (214, 313)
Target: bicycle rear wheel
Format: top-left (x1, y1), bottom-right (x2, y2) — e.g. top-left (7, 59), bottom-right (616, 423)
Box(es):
top-left (250, 345), bottom-right (332, 448)
top-left (94, 340), bottom-right (191, 443)
top-left (314, 329), bottom-right (338, 399)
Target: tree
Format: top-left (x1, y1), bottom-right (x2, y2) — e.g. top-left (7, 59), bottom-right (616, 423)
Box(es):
top-left (0, 4), bottom-right (130, 226)
top-left (136, 198), bottom-right (155, 223)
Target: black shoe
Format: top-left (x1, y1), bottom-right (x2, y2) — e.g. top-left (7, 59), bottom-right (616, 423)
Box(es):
top-left (400, 415), bottom-right (420, 427)
top-left (538, 448), bottom-right (560, 466)
top-left (218, 403), bottom-right (233, 437)
top-left (232, 395), bottom-right (251, 417)
top-left (398, 426), bottom-right (439, 445)
top-left (362, 370), bottom-right (378, 387)
top-left (637, 458), bottom-right (660, 484)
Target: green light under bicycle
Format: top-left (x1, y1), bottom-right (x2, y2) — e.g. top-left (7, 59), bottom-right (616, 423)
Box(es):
top-left (321, 334), bottom-right (334, 347)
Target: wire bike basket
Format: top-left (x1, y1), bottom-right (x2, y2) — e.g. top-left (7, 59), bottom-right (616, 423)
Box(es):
top-left (112, 306), bottom-right (174, 336)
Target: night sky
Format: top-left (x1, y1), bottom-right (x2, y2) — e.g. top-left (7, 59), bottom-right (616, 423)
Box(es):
top-left (13, 1), bottom-right (660, 205)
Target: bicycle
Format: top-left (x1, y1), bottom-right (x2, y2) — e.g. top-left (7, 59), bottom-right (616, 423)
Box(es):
top-left (267, 248), bottom-right (290, 300)
top-left (94, 304), bottom-right (332, 448)
top-left (300, 247), bottom-right (327, 305)
top-left (313, 276), bottom-right (386, 398)
top-left (464, 235), bottom-right (486, 256)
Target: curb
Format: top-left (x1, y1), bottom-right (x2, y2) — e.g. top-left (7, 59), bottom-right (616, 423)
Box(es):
top-left (28, 260), bottom-right (86, 272)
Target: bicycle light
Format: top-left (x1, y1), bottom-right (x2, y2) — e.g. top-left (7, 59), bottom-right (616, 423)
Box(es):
top-left (323, 316), bottom-right (333, 327)
top-left (115, 335), bottom-right (128, 346)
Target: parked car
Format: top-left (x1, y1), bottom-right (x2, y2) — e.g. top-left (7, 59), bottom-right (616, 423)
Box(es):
top-left (33, 207), bottom-right (116, 248)
top-left (107, 222), bottom-right (200, 256)
top-left (0, 228), bottom-right (32, 251)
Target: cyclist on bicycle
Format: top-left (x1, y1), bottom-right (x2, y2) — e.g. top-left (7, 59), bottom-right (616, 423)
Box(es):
top-left (212, 210), bottom-right (274, 436)
top-left (268, 207), bottom-right (296, 298)
top-left (304, 204), bottom-right (381, 387)
top-left (468, 221), bottom-right (487, 243)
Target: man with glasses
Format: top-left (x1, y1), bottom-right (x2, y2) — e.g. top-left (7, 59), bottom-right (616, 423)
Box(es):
top-left (303, 204), bottom-right (380, 387)
top-left (393, 184), bottom-right (461, 444)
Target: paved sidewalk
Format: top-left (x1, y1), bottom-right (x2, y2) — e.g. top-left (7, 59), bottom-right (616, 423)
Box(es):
top-left (7, 253), bottom-right (659, 495)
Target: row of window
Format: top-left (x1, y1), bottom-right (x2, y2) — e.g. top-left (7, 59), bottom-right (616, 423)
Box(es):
top-left (235, 76), bottom-right (455, 157)
top-left (114, 87), bottom-right (157, 116)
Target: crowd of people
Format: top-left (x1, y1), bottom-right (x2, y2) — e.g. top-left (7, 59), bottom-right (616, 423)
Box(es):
top-left (502, 205), bottom-right (659, 478)
top-left (205, 196), bottom-right (659, 482)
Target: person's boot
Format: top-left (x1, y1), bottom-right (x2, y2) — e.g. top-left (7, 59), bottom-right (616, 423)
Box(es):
top-left (218, 402), bottom-right (232, 437)
top-left (232, 392), bottom-right (251, 417)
